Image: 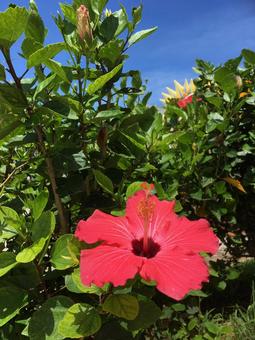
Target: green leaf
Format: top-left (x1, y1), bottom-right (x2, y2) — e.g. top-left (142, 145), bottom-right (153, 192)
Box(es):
top-left (217, 281), bottom-right (227, 290)
top-left (113, 8), bottom-right (129, 36)
top-left (120, 131), bottom-right (146, 152)
top-left (91, 0), bottom-right (108, 15)
top-left (87, 63), bottom-right (123, 95)
top-left (132, 5), bottom-right (142, 26)
top-left (93, 169), bottom-right (114, 194)
top-left (60, 3), bottom-right (77, 25)
top-left (0, 64), bottom-right (6, 80)
top-left (31, 211), bottom-right (55, 241)
top-left (128, 27), bottom-right (157, 47)
top-left (187, 290), bottom-right (208, 297)
top-left (0, 6), bottom-right (28, 48)
top-left (22, 38), bottom-right (42, 58)
top-left (215, 181), bottom-right (226, 195)
top-left (187, 318), bottom-right (198, 331)
top-left (51, 234), bottom-right (80, 270)
top-left (242, 48), bottom-right (255, 65)
top-left (165, 105), bottom-right (188, 120)
top-left (226, 269), bottom-right (240, 280)
top-left (0, 206), bottom-right (22, 242)
top-left (0, 84), bottom-right (27, 110)
top-left (25, 9), bottom-right (45, 43)
top-left (16, 238), bottom-right (46, 263)
top-left (0, 286), bottom-right (28, 327)
top-left (28, 296), bottom-right (73, 340)
top-left (0, 252), bottom-right (17, 277)
top-left (127, 299), bottom-right (161, 330)
top-left (102, 294), bottom-right (139, 320)
top-left (27, 42), bottom-right (66, 68)
top-left (205, 93), bottom-right (223, 108)
top-left (98, 40), bottom-right (123, 66)
top-left (172, 303), bottom-right (186, 312)
top-left (44, 59), bottom-right (69, 82)
top-left (65, 268), bottom-right (109, 294)
top-left (58, 303), bottom-right (101, 338)
top-left (16, 211), bottom-right (55, 263)
top-left (30, 190), bottom-right (49, 220)
top-left (96, 109), bottom-right (123, 119)
top-left (0, 117), bottom-right (22, 141)
top-left (126, 181), bottom-right (143, 198)
top-left (214, 67), bottom-right (236, 93)
top-left (7, 263), bottom-right (40, 290)
top-left (204, 321), bottom-right (220, 335)
top-left (33, 74), bottom-right (58, 99)
top-left (100, 15), bottom-right (119, 42)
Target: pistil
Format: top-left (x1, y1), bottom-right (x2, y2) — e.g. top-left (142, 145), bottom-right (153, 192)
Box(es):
top-left (137, 184), bottom-right (155, 255)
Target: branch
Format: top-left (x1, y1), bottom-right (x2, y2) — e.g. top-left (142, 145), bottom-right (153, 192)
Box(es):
top-left (0, 162), bottom-right (28, 189)
top-left (35, 126), bottom-right (69, 234)
top-left (0, 48), bottom-right (69, 234)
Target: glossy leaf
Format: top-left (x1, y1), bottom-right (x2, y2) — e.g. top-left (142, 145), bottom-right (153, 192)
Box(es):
top-left (16, 238), bottom-right (46, 263)
top-left (58, 303), bottom-right (101, 338)
top-left (51, 234), bottom-right (80, 270)
top-left (27, 43), bottom-right (66, 68)
top-left (31, 211), bottom-right (55, 242)
top-left (0, 286), bottom-right (28, 327)
top-left (25, 8), bottom-right (46, 43)
top-left (126, 181), bottom-right (143, 198)
top-left (0, 252), bottom-right (17, 277)
top-left (28, 296), bottom-right (73, 340)
top-left (93, 169), bottom-right (114, 194)
top-left (30, 190), bottom-right (49, 220)
top-left (127, 299), bottom-right (161, 330)
top-left (65, 268), bottom-right (109, 294)
top-left (242, 48), bottom-right (255, 65)
top-left (0, 6), bottom-right (28, 47)
top-left (87, 64), bottom-right (123, 95)
top-left (0, 206), bottom-right (22, 242)
top-left (102, 294), bottom-right (139, 320)
top-left (128, 27), bottom-right (157, 47)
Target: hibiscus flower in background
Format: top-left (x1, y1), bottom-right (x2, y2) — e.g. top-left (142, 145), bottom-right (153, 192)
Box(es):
top-left (75, 183), bottom-right (219, 301)
top-left (161, 79), bottom-right (197, 108)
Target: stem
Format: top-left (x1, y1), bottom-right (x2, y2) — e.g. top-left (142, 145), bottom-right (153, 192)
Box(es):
top-left (34, 260), bottom-right (48, 298)
top-left (1, 47), bottom-right (22, 88)
top-left (0, 161), bottom-right (28, 189)
top-left (1, 48), bottom-right (69, 234)
top-left (35, 126), bottom-right (68, 234)
top-left (83, 56), bottom-right (89, 96)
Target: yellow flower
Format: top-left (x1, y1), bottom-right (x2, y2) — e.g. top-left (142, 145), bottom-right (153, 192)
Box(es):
top-left (104, 8), bottom-right (112, 17)
top-left (161, 79), bottom-right (196, 104)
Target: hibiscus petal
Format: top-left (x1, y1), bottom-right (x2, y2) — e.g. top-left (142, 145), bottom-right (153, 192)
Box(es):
top-left (75, 210), bottom-right (133, 247)
top-left (155, 215), bottom-right (219, 254)
top-left (80, 246), bottom-right (144, 287)
top-left (125, 190), bottom-right (175, 239)
top-left (140, 248), bottom-right (209, 300)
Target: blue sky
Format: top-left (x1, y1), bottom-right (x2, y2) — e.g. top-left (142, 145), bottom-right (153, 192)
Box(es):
top-left (1, 0), bottom-right (255, 104)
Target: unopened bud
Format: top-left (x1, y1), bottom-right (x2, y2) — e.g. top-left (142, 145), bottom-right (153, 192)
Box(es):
top-left (97, 126), bottom-right (108, 157)
top-left (77, 5), bottom-right (93, 44)
top-left (235, 75), bottom-right (243, 89)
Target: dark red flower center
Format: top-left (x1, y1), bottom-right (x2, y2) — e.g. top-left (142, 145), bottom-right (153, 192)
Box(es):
top-left (132, 238), bottom-right (160, 258)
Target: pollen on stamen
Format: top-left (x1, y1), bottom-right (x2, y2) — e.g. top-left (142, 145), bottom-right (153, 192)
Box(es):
top-left (137, 198), bottom-right (155, 223)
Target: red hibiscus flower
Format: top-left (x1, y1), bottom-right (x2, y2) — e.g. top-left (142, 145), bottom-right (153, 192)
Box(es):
top-left (177, 94), bottom-right (194, 108)
top-left (75, 184), bottom-right (219, 300)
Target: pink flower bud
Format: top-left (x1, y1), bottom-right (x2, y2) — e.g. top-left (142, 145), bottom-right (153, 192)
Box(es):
top-left (77, 5), bottom-right (93, 43)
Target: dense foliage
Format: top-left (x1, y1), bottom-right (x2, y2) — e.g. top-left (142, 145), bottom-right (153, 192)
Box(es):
top-left (0, 0), bottom-right (254, 339)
